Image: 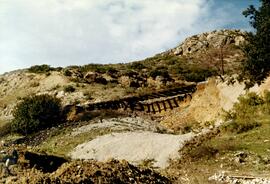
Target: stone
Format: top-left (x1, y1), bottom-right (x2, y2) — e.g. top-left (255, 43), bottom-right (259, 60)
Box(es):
top-left (119, 76), bottom-right (131, 87)
top-left (170, 29), bottom-right (247, 56)
top-left (235, 35), bottom-right (246, 46)
top-left (84, 72), bottom-right (97, 83)
top-left (234, 151), bottom-right (248, 163)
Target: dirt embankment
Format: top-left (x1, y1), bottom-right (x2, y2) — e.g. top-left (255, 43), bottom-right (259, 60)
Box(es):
top-left (161, 76), bottom-right (270, 131)
top-left (2, 159), bottom-right (171, 184)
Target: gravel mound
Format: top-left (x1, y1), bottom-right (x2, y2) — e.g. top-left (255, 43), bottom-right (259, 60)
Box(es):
top-left (70, 131), bottom-right (194, 168)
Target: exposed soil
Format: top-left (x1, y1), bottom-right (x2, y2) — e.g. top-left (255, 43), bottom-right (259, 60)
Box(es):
top-left (2, 159), bottom-right (171, 184)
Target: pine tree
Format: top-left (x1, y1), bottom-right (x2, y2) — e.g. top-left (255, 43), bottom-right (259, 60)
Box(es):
top-left (240, 0), bottom-right (270, 88)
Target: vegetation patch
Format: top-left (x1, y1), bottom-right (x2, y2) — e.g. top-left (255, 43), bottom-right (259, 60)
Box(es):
top-left (28, 64), bottom-right (61, 74)
top-left (0, 119), bottom-right (12, 137)
top-left (36, 127), bottom-right (115, 156)
top-left (11, 94), bottom-right (62, 135)
top-left (64, 85), bottom-right (76, 93)
top-left (166, 119), bottom-right (270, 183)
top-left (223, 92), bottom-right (270, 133)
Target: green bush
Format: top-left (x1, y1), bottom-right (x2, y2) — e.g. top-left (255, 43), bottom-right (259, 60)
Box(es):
top-left (222, 120), bottom-right (261, 134)
top-left (106, 68), bottom-right (119, 77)
top-left (149, 67), bottom-right (170, 79)
top-left (182, 68), bottom-right (214, 82)
top-left (28, 64), bottom-right (54, 74)
top-left (128, 62), bottom-right (146, 70)
top-left (123, 70), bottom-right (139, 77)
top-left (11, 94), bottom-right (62, 135)
top-left (64, 85), bottom-right (76, 93)
top-left (223, 92), bottom-right (266, 133)
top-left (0, 122), bottom-right (12, 137)
top-left (63, 69), bottom-right (72, 77)
top-left (81, 64), bottom-right (114, 74)
top-left (260, 90), bottom-right (270, 114)
top-left (94, 76), bottom-right (108, 85)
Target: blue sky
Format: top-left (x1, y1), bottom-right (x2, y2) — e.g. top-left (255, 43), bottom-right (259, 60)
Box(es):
top-left (0, 0), bottom-right (260, 74)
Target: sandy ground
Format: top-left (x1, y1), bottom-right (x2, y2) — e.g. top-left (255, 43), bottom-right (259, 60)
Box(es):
top-left (69, 131), bottom-right (194, 168)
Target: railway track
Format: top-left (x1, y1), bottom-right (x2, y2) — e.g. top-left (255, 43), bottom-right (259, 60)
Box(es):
top-left (68, 84), bottom-right (196, 114)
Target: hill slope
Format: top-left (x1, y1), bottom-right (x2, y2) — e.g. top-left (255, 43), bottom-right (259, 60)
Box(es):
top-left (0, 29), bottom-right (246, 121)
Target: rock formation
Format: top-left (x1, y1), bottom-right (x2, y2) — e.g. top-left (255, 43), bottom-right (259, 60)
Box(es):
top-left (166, 29), bottom-right (246, 56)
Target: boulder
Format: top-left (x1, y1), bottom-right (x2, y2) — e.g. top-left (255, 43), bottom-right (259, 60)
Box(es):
top-left (119, 76), bottom-right (131, 87)
top-left (84, 72), bottom-right (97, 83)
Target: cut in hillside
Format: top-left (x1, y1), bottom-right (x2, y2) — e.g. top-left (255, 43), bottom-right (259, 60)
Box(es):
top-left (161, 75), bottom-right (270, 132)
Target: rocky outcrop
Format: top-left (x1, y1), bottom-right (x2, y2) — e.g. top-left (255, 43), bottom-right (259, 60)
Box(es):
top-left (84, 71), bottom-right (97, 83)
top-left (118, 74), bottom-right (147, 88)
top-left (167, 29), bottom-right (247, 56)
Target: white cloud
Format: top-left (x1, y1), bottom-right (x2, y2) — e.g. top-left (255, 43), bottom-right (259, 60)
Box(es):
top-left (0, 0), bottom-right (247, 74)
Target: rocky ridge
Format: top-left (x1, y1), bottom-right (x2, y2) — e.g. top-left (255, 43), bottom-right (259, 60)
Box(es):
top-left (165, 29), bottom-right (246, 56)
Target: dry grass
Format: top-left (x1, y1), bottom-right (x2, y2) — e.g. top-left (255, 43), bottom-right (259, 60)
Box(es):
top-left (36, 127), bottom-right (118, 157)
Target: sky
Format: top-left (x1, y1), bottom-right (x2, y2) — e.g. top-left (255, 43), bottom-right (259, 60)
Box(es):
top-left (0, 0), bottom-right (260, 74)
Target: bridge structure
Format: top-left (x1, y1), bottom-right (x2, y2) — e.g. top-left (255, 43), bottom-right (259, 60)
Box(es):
top-left (78, 84), bottom-right (197, 114)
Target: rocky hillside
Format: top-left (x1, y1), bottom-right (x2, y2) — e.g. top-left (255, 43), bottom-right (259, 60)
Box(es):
top-left (0, 29), bottom-right (246, 121)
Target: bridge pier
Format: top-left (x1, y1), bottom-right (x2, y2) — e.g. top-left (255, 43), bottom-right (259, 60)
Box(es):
top-left (155, 102), bottom-right (161, 113)
top-left (173, 98), bottom-right (179, 107)
top-left (162, 101), bottom-right (167, 111)
top-left (167, 99), bottom-right (174, 110)
top-left (151, 104), bottom-right (156, 114)
top-left (146, 104), bottom-right (151, 113)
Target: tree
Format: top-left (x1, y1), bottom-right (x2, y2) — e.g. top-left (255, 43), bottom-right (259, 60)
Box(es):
top-left (198, 44), bottom-right (235, 82)
top-left (11, 94), bottom-right (62, 135)
top-left (240, 0), bottom-right (270, 88)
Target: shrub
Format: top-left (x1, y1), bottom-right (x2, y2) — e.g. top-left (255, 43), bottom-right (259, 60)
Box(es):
top-left (222, 120), bottom-right (261, 134)
top-left (0, 78), bottom-right (5, 84)
top-left (0, 122), bottom-right (12, 137)
top-left (106, 68), bottom-right (119, 78)
top-left (149, 68), bottom-right (170, 79)
top-left (64, 85), bottom-right (76, 93)
top-left (228, 92), bottom-right (263, 121)
top-left (128, 62), bottom-right (146, 70)
top-left (28, 64), bottom-right (54, 74)
top-left (81, 64), bottom-right (114, 74)
top-left (262, 90), bottom-right (270, 114)
top-left (11, 94), bottom-right (62, 135)
top-left (94, 76), bottom-right (108, 85)
top-left (223, 92), bottom-right (265, 133)
top-left (123, 70), bottom-right (139, 77)
top-left (182, 68), bottom-right (214, 82)
top-left (63, 69), bottom-right (72, 77)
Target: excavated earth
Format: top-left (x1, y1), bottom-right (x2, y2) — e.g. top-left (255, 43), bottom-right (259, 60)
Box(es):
top-left (1, 159), bottom-right (171, 184)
